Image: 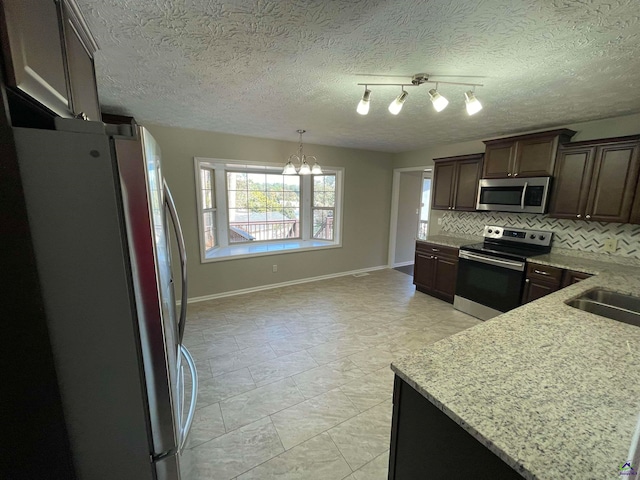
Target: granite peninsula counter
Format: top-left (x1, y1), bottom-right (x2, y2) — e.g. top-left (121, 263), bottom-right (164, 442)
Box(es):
top-left (392, 248), bottom-right (640, 479)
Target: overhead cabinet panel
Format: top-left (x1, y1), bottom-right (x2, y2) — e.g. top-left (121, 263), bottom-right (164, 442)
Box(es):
top-left (549, 136), bottom-right (640, 223)
top-left (548, 148), bottom-right (595, 219)
top-left (62, 1), bottom-right (101, 120)
top-left (586, 143), bottom-right (640, 223)
top-left (454, 159), bottom-right (483, 210)
top-left (515, 137), bottom-right (559, 177)
top-left (1, 0), bottom-right (71, 116)
top-left (482, 141), bottom-right (515, 178)
top-left (431, 161), bottom-right (456, 210)
top-left (482, 129), bottom-right (576, 179)
top-left (432, 154), bottom-right (483, 211)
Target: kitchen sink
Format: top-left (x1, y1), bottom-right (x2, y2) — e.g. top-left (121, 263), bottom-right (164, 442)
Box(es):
top-left (566, 289), bottom-right (640, 327)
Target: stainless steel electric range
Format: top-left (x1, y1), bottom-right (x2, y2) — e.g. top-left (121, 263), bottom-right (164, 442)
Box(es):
top-left (453, 225), bottom-right (553, 320)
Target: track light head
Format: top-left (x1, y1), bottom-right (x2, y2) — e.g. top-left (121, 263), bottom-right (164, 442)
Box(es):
top-left (428, 88), bottom-right (448, 112)
top-left (388, 90), bottom-right (408, 115)
top-left (464, 90), bottom-right (482, 115)
top-left (357, 88), bottom-right (371, 115)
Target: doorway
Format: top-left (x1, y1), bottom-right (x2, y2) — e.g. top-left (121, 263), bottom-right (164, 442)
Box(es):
top-left (388, 167), bottom-right (432, 268)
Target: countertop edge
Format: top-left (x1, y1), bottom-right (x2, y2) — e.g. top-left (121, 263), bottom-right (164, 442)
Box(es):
top-left (390, 363), bottom-right (535, 480)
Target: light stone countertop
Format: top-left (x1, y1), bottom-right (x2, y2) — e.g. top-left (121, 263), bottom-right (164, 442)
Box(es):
top-left (419, 234), bottom-right (483, 249)
top-left (392, 245), bottom-right (640, 479)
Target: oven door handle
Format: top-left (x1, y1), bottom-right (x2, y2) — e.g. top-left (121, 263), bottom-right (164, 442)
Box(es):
top-left (520, 182), bottom-right (528, 210)
top-left (459, 251), bottom-right (525, 271)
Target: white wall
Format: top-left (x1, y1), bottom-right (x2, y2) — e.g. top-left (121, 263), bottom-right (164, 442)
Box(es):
top-left (144, 124), bottom-right (395, 299)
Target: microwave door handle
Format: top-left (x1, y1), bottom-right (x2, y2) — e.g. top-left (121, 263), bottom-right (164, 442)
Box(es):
top-left (164, 180), bottom-right (188, 343)
top-left (520, 182), bottom-right (528, 210)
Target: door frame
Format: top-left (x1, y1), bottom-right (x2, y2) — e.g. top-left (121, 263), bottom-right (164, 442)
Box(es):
top-left (388, 166), bottom-right (432, 267)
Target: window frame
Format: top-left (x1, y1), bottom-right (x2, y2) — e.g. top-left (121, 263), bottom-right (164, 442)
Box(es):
top-left (198, 166), bottom-right (218, 250)
top-left (194, 157), bottom-right (343, 263)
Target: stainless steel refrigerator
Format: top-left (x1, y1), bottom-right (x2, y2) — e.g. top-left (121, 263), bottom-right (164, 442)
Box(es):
top-left (13, 118), bottom-right (197, 479)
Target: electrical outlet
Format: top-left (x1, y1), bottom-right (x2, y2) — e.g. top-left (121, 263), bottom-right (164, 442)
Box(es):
top-left (272, 264), bottom-right (278, 273)
top-left (603, 238), bottom-right (617, 253)
top-left (437, 217), bottom-right (443, 226)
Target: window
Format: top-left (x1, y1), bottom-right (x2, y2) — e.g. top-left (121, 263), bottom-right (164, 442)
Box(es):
top-left (312, 175), bottom-right (336, 241)
top-left (200, 167), bottom-right (217, 249)
top-left (227, 171), bottom-right (301, 243)
top-left (194, 158), bottom-right (343, 262)
top-left (418, 175), bottom-right (431, 240)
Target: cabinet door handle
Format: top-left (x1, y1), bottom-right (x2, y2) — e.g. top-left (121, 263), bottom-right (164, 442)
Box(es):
top-left (507, 173), bottom-right (512, 177)
top-left (513, 173), bottom-right (518, 177)
top-left (576, 214), bottom-right (581, 218)
top-left (525, 278), bottom-right (530, 283)
top-left (586, 214), bottom-right (591, 219)
top-left (534, 269), bottom-right (550, 276)
top-left (431, 248), bottom-right (440, 252)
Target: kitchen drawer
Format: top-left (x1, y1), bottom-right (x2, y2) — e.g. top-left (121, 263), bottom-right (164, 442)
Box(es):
top-left (526, 262), bottom-right (563, 286)
top-left (416, 242), bottom-right (458, 259)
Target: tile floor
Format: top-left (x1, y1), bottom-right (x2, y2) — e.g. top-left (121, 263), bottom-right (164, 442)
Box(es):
top-left (182, 268), bottom-right (481, 480)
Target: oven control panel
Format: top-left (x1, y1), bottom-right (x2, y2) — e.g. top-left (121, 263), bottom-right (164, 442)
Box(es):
top-left (483, 225), bottom-right (552, 247)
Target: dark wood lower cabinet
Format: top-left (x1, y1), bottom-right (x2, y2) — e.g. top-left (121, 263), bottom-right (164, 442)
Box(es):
top-left (521, 278), bottom-right (559, 304)
top-left (389, 376), bottom-right (524, 480)
top-left (561, 269), bottom-right (593, 287)
top-left (521, 263), bottom-right (562, 304)
top-left (413, 242), bottom-right (459, 303)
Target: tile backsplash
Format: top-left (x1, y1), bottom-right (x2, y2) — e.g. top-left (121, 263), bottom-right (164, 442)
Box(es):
top-left (440, 211), bottom-right (640, 259)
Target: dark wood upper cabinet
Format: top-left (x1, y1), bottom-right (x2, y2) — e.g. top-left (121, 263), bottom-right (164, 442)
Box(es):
top-left (0, 0), bottom-right (99, 119)
top-left (482, 129), bottom-right (576, 179)
top-left (61, 0), bottom-right (100, 120)
top-left (0, 0), bottom-right (70, 116)
top-left (548, 147), bottom-right (595, 219)
top-left (431, 161), bottom-right (456, 210)
top-left (549, 136), bottom-right (640, 223)
top-left (431, 154), bottom-right (483, 211)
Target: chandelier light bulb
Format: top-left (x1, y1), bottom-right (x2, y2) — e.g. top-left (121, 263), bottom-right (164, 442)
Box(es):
top-left (357, 88), bottom-right (371, 115)
top-left (465, 91), bottom-right (483, 115)
top-left (282, 159), bottom-right (297, 175)
top-left (388, 90), bottom-right (408, 115)
top-left (428, 88), bottom-right (448, 112)
top-left (298, 159), bottom-right (311, 175)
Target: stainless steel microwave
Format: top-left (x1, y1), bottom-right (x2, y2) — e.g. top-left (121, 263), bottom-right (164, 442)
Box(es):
top-left (476, 177), bottom-right (551, 214)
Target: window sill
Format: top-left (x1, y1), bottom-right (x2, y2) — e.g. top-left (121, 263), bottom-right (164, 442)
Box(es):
top-left (203, 239), bottom-right (340, 262)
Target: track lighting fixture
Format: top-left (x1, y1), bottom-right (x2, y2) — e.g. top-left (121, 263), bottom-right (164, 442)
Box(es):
top-left (283, 130), bottom-right (322, 176)
top-left (355, 73), bottom-right (484, 116)
top-left (357, 87), bottom-right (371, 115)
top-left (464, 89), bottom-right (482, 115)
top-left (388, 89), bottom-right (408, 115)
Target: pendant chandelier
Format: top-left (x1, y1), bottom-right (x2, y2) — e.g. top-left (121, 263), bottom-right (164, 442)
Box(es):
top-left (356, 73), bottom-right (484, 116)
top-left (283, 129), bottom-right (322, 175)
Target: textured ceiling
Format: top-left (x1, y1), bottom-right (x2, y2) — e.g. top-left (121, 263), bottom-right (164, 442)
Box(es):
top-left (78, 0), bottom-right (640, 152)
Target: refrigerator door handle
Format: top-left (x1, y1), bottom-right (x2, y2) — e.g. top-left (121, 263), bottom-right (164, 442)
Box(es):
top-left (179, 345), bottom-right (198, 452)
top-left (163, 180), bottom-right (188, 342)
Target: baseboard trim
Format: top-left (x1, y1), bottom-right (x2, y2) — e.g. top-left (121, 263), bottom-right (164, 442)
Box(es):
top-left (186, 265), bottom-right (389, 304)
top-left (392, 260), bottom-right (414, 268)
